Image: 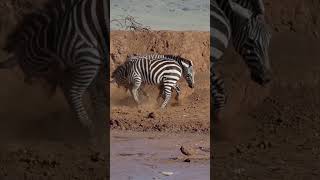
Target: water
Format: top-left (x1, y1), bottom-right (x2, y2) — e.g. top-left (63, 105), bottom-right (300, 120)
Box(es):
top-left (110, 131), bottom-right (210, 180)
top-left (110, 0), bottom-right (209, 31)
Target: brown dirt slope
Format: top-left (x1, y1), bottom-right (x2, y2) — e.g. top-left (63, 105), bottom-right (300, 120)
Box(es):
top-left (110, 31), bottom-right (210, 133)
top-left (110, 30), bottom-right (210, 73)
top-left (213, 0), bottom-right (320, 179)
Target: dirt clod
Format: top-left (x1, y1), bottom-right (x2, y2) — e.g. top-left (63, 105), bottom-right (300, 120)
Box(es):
top-left (180, 146), bottom-right (193, 156)
top-left (148, 112), bottom-right (156, 119)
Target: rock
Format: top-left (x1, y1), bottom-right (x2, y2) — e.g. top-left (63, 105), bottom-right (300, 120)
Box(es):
top-left (180, 146), bottom-right (192, 156)
top-left (148, 112), bottom-right (156, 119)
top-left (160, 171), bottom-right (174, 176)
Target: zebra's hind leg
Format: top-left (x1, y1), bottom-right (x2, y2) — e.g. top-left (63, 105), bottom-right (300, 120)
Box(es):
top-left (130, 81), bottom-right (141, 105)
top-left (174, 84), bottom-right (181, 101)
top-left (62, 65), bottom-right (99, 141)
top-left (160, 84), bottom-right (172, 108)
top-left (88, 66), bottom-right (107, 145)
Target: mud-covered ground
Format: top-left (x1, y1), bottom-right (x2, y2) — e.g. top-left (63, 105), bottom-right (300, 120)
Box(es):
top-left (213, 33), bottom-right (320, 179)
top-left (110, 30), bottom-right (210, 179)
top-left (110, 31), bottom-right (210, 134)
top-left (110, 71), bottom-right (210, 133)
top-left (110, 131), bottom-right (209, 179)
top-left (0, 70), bottom-right (108, 179)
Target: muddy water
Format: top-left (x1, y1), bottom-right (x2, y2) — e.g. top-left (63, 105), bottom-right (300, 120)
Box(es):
top-left (110, 131), bottom-right (210, 180)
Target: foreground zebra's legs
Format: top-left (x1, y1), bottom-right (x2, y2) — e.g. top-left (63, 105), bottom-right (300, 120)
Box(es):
top-left (88, 67), bottom-right (107, 143)
top-left (211, 69), bottom-right (226, 123)
top-left (62, 65), bottom-right (99, 139)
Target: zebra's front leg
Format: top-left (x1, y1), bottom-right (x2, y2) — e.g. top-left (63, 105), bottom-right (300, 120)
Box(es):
top-left (63, 84), bottom-right (92, 133)
top-left (62, 66), bottom-right (99, 140)
top-left (88, 66), bottom-right (107, 143)
top-left (160, 84), bottom-right (172, 108)
top-left (130, 84), bottom-right (141, 105)
top-left (174, 84), bottom-right (181, 100)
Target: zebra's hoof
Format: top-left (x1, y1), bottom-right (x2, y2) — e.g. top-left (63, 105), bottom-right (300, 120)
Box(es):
top-left (213, 121), bottom-right (232, 142)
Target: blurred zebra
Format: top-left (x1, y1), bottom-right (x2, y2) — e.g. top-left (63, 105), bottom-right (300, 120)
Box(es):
top-left (211, 0), bottom-right (272, 121)
top-left (233, 0), bottom-right (265, 15)
top-left (0, 0), bottom-right (109, 139)
top-left (111, 55), bottom-right (194, 108)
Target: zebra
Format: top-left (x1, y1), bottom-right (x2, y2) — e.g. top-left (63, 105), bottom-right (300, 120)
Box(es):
top-left (211, 0), bottom-right (272, 122)
top-left (0, 0), bottom-right (109, 141)
top-left (233, 0), bottom-right (265, 15)
top-left (111, 55), bottom-right (194, 108)
top-left (125, 54), bottom-right (184, 100)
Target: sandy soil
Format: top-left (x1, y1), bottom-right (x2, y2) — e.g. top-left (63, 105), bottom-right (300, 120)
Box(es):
top-left (0, 1), bottom-right (108, 179)
top-left (110, 30), bottom-right (210, 133)
top-left (111, 131), bottom-right (209, 180)
top-left (0, 0), bottom-right (319, 179)
top-left (213, 33), bottom-right (320, 179)
top-left (110, 30), bottom-right (210, 179)
top-left (110, 72), bottom-right (210, 133)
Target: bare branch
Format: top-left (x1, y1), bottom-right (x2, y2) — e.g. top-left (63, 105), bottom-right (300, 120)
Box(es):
top-left (111, 15), bottom-right (151, 32)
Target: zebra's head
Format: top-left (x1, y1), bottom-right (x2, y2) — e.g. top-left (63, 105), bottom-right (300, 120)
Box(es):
top-left (180, 58), bottom-right (195, 88)
top-left (238, 16), bottom-right (272, 86)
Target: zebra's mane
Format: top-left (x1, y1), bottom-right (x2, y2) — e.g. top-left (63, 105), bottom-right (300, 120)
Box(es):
top-left (164, 55), bottom-right (193, 67)
top-left (233, 15), bottom-right (271, 46)
top-left (123, 54), bottom-right (193, 68)
top-left (4, 0), bottom-right (80, 53)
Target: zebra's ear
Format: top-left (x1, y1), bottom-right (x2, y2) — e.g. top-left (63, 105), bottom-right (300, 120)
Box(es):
top-left (231, 2), bottom-right (252, 20)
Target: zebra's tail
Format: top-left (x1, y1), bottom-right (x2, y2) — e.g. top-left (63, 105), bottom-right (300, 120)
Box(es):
top-left (0, 54), bottom-right (18, 69)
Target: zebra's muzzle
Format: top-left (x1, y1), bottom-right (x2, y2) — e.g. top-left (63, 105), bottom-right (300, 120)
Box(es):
top-left (251, 70), bottom-right (272, 86)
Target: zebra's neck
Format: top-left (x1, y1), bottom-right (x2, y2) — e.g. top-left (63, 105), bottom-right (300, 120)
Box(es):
top-left (216, 0), bottom-right (252, 32)
top-left (233, 0), bottom-right (265, 15)
top-left (163, 55), bottom-right (184, 67)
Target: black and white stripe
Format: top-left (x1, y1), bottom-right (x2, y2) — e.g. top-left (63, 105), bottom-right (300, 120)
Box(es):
top-left (211, 0), bottom-right (272, 119)
top-left (0, 0), bottom-right (109, 138)
top-left (111, 54), bottom-right (194, 108)
top-left (126, 54), bottom-right (183, 99)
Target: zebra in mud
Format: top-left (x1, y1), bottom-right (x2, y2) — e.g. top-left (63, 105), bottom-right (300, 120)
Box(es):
top-left (0, 0), bottom-right (109, 141)
top-left (125, 54), bottom-right (185, 99)
top-left (111, 54), bottom-right (194, 108)
top-left (211, 0), bottom-right (272, 122)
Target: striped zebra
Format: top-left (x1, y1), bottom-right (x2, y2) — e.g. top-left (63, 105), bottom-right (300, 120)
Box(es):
top-left (0, 0), bottom-right (109, 140)
top-left (125, 54), bottom-right (183, 99)
top-left (233, 0), bottom-right (265, 15)
top-left (211, 0), bottom-right (272, 122)
top-left (111, 55), bottom-right (194, 108)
